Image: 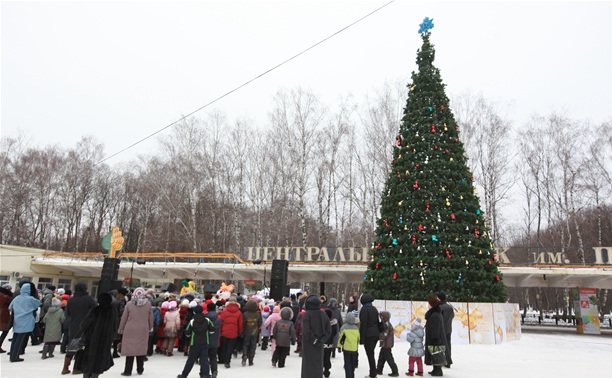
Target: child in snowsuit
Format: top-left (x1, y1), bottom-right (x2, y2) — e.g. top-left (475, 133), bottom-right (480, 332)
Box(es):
top-left (260, 307), bottom-right (271, 350)
top-left (41, 297), bottom-right (65, 359)
top-left (177, 304), bottom-right (215, 378)
top-left (323, 308), bottom-right (338, 378)
top-left (376, 311), bottom-right (399, 376)
top-left (163, 301), bottom-right (181, 356)
top-left (337, 311), bottom-right (360, 378)
top-left (405, 317), bottom-right (425, 376)
top-left (271, 307), bottom-right (296, 368)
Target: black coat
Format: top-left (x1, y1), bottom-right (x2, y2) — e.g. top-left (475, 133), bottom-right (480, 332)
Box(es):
top-left (74, 298), bottom-right (118, 374)
top-left (66, 286), bottom-right (97, 341)
top-left (359, 301), bottom-right (379, 342)
top-left (301, 296), bottom-right (332, 378)
top-left (424, 306), bottom-right (447, 366)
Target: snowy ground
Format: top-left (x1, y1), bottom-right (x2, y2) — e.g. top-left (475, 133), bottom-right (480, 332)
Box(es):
top-left (1, 326), bottom-right (610, 378)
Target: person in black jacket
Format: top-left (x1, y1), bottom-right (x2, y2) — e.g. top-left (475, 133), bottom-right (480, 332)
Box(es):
top-left (205, 302), bottom-right (221, 378)
top-left (359, 293), bottom-right (380, 378)
top-left (437, 292), bottom-right (453, 369)
top-left (301, 295), bottom-right (331, 378)
top-left (63, 282), bottom-right (96, 375)
top-left (424, 296), bottom-right (447, 377)
top-left (178, 304), bottom-right (214, 378)
top-left (74, 293), bottom-right (118, 378)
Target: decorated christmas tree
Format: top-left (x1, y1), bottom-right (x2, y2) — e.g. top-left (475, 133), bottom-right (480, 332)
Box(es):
top-left (363, 18), bottom-right (507, 302)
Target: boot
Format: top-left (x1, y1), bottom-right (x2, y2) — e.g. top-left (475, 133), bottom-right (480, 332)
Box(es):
top-left (242, 355), bottom-right (247, 366)
top-left (62, 355), bottom-right (73, 375)
top-left (405, 371), bottom-right (414, 376)
top-left (430, 366), bottom-right (443, 376)
top-left (415, 373), bottom-right (423, 377)
top-left (41, 344), bottom-right (50, 359)
top-left (48, 344), bottom-right (57, 358)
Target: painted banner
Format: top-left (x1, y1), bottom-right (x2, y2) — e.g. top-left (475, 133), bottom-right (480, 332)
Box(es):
top-left (572, 287), bottom-right (601, 335)
top-left (372, 300), bottom-right (520, 344)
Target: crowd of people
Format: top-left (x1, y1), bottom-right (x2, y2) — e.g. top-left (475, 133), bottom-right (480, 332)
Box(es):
top-left (0, 279), bottom-right (455, 378)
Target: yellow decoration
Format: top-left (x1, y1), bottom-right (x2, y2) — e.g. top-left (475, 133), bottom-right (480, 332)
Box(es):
top-left (466, 260), bottom-right (469, 265)
top-left (404, 225), bottom-right (408, 231)
top-left (398, 154), bottom-right (402, 159)
top-left (410, 85), bottom-right (416, 91)
top-left (479, 250), bottom-right (482, 254)
top-left (460, 195), bottom-right (463, 200)
top-left (450, 157), bottom-right (454, 161)
top-left (399, 200), bottom-right (404, 206)
top-left (406, 170), bottom-right (410, 175)
top-left (419, 260), bottom-right (423, 267)
top-left (441, 186), bottom-right (446, 192)
top-left (476, 220), bottom-right (479, 224)
top-left (445, 198), bottom-right (450, 206)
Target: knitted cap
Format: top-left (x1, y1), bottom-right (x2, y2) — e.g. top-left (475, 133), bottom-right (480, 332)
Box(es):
top-left (206, 302), bottom-right (216, 312)
top-left (194, 305), bottom-right (204, 314)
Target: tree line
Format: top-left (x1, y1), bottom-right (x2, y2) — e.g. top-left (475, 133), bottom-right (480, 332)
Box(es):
top-left (1, 85), bottom-right (611, 308)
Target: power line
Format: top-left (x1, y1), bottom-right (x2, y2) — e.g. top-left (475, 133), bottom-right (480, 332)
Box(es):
top-left (98, 0), bottom-right (396, 164)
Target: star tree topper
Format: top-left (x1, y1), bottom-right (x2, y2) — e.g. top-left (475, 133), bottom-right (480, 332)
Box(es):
top-left (418, 17), bottom-right (434, 34)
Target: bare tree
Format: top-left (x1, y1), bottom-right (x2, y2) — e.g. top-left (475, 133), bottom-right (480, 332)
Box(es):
top-left (452, 92), bottom-right (515, 245)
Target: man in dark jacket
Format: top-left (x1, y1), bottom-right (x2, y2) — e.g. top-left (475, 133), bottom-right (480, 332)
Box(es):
top-left (359, 293), bottom-right (380, 378)
top-left (301, 295), bottom-right (331, 378)
top-left (205, 303), bottom-right (221, 378)
top-left (241, 299), bottom-right (261, 366)
top-left (437, 292), bottom-right (454, 368)
top-left (178, 304), bottom-right (215, 378)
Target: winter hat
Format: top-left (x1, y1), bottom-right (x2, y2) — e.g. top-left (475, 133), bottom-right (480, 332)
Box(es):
top-left (427, 295), bottom-right (441, 308)
top-left (305, 295), bottom-right (321, 310)
top-left (117, 287), bottom-right (129, 296)
top-left (324, 308), bottom-right (333, 319)
top-left (48, 285), bottom-right (56, 291)
top-left (206, 302), bottom-right (217, 312)
top-left (189, 300), bottom-right (198, 308)
top-left (181, 299), bottom-right (190, 307)
top-left (273, 306), bottom-right (280, 313)
top-left (56, 288), bottom-right (65, 295)
top-left (168, 300), bottom-right (178, 309)
top-left (263, 306), bottom-right (270, 313)
top-left (412, 317), bottom-right (422, 329)
top-left (193, 305), bottom-right (204, 314)
top-left (1, 284), bottom-right (12, 291)
top-left (61, 294), bottom-right (71, 301)
top-left (280, 307), bottom-right (294, 320)
top-left (97, 292), bottom-right (113, 308)
top-left (360, 293), bottom-right (374, 305)
top-left (345, 311), bottom-right (357, 325)
top-left (51, 298), bottom-right (61, 307)
top-left (351, 310), bottom-right (359, 318)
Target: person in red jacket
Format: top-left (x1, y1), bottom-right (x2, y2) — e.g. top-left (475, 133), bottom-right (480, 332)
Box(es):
top-left (218, 297), bottom-right (243, 368)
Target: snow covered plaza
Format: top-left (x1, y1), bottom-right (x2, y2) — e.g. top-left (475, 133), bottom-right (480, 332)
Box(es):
top-left (1, 327), bottom-right (611, 378)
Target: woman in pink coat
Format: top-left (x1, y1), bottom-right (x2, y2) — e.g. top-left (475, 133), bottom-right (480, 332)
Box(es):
top-left (118, 287), bottom-right (154, 376)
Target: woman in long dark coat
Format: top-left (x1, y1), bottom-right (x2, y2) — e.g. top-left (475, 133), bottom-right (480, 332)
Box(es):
top-left (63, 282), bottom-right (96, 375)
top-left (423, 295), bottom-right (448, 377)
top-left (74, 293), bottom-right (118, 378)
top-left (301, 295), bottom-right (331, 378)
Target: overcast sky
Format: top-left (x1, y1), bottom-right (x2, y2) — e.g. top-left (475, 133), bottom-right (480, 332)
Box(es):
top-left (2, 0), bottom-right (612, 165)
